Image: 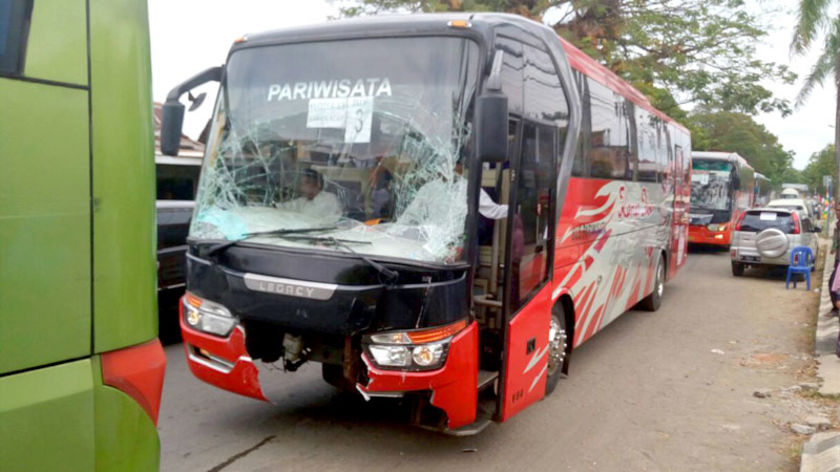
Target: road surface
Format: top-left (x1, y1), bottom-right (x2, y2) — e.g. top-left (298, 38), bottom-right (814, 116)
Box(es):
top-left (158, 248), bottom-right (822, 471)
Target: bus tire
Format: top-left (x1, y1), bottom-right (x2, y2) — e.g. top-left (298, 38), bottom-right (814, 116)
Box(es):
top-left (639, 257), bottom-right (665, 312)
top-left (545, 305), bottom-right (569, 396)
top-left (731, 261), bottom-right (745, 277)
top-left (322, 363), bottom-right (354, 392)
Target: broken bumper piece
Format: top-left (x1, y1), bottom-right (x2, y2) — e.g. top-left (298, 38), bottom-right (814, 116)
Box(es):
top-left (179, 302), bottom-right (267, 401)
top-left (357, 321), bottom-right (479, 430)
top-left (180, 299), bottom-right (480, 430)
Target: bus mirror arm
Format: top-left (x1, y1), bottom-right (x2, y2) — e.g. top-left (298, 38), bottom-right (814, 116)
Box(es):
top-left (475, 51), bottom-right (508, 164)
top-left (161, 66), bottom-right (223, 156)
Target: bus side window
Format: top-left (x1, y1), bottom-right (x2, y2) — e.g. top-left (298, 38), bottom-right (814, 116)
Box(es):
top-left (584, 78), bottom-right (634, 180)
top-left (572, 71), bottom-right (591, 177)
top-left (511, 122), bottom-right (554, 309)
top-left (495, 35), bottom-right (524, 115)
top-left (0, 0), bottom-right (33, 75)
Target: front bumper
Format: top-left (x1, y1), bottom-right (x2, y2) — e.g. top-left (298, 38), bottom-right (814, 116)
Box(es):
top-left (689, 225), bottom-right (731, 245)
top-left (358, 321), bottom-right (479, 429)
top-left (180, 298), bottom-right (480, 430)
top-left (179, 301), bottom-right (267, 401)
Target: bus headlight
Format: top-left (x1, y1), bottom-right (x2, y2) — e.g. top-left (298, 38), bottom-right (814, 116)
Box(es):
top-left (707, 224), bottom-right (722, 232)
top-left (364, 319), bottom-right (466, 371)
top-left (183, 292), bottom-right (237, 337)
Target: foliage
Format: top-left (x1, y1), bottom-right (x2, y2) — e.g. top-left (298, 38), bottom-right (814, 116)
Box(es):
top-left (333, 0), bottom-right (796, 115)
top-left (791, 0), bottom-right (840, 196)
top-left (791, 0), bottom-right (840, 106)
top-left (802, 144), bottom-right (836, 194)
top-left (686, 111), bottom-right (796, 187)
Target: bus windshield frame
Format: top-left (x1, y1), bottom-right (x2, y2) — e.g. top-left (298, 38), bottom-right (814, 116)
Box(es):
top-left (189, 35), bottom-right (484, 266)
top-left (691, 159), bottom-right (734, 213)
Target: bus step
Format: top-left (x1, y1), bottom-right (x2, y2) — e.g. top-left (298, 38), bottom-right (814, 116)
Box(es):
top-left (477, 369), bottom-right (498, 392)
top-left (441, 416), bottom-right (493, 436)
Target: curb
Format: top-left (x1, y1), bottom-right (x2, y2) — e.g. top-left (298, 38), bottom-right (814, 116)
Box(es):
top-left (815, 246), bottom-right (836, 357)
top-left (804, 227), bottom-right (840, 472)
top-left (801, 432), bottom-right (840, 472)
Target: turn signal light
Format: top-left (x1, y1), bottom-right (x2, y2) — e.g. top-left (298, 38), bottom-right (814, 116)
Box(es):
top-left (447, 19), bottom-right (471, 28)
top-left (407, 319), bottom-right (468, 344)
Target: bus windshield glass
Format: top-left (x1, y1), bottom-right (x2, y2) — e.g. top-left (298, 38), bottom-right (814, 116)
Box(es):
top-left (189, 37), bottom-right (481, 264)
top-left (691, 160), bottom-right (733, 212)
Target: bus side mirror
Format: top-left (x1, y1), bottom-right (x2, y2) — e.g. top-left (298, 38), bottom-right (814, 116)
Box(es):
top-left (160, 100), bottom-right (185, 156)
top-left (160, 66), bottom-right (223, 156)
top-left (475, 91), bottom-right (508, 163)
top-left (475, 50), bottom-right (508, 163)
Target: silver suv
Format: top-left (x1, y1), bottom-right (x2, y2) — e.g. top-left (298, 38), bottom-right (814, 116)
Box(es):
top-left (730, 208), bottom-right (820, 276)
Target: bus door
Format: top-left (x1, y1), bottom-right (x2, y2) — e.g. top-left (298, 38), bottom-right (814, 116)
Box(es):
top-left (670, 145), bottom-right (688, 274)
top-left (498, 121), bottom-right (556, 421)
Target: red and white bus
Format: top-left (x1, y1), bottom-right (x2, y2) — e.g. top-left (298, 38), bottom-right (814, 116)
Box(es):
top-left (161, 13), bottom-right (691, 434)
top-left (689, 151), bottom-right (755, 247)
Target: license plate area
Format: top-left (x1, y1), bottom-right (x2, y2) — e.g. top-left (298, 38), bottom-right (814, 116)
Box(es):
top-left (741, 255), bottom-right (760, 263)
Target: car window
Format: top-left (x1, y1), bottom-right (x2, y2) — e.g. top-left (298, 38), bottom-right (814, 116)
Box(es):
top-left (740, 211), bottom-right (795, 234)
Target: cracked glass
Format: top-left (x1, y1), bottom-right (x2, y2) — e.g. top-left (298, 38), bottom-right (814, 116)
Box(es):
top-left (190, 37), bottom-right (481, 264)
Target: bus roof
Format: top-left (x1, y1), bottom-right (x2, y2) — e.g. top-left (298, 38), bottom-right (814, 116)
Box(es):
top-left (692, 151), bottom-right (752, 170)
top-left (232, 13), bottom-right (689, 135)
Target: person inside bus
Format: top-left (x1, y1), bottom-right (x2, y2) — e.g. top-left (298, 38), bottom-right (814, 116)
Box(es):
top-left (277, 168), bottom-right (342, 219)
top-left (453, 160), bottom-right (509, 220)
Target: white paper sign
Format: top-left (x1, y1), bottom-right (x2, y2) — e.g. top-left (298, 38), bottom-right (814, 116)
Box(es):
top-left (344, 97), bottom-right (373, 144)
top-left (691, 173), bottom-right (709, 185)
top-left (306, 98), bottom-right (347, 128)
top-left (759, 212), bottom-right (777, 221)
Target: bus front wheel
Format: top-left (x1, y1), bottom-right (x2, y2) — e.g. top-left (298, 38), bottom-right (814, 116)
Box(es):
top-left (545, 306), bottom-right (569, 396)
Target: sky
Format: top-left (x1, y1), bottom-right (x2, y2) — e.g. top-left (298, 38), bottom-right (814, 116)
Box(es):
top-left (148, 0), bottom-right (836, 170)
top-left (752, 2), bottom-right (836, 170)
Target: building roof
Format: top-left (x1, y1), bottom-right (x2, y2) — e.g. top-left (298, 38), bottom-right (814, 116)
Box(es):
top-left (153, 101), bottom-right (205, 159)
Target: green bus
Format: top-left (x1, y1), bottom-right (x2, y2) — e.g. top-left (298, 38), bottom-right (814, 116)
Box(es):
top-left (0, 0), bottom-right (165, 470)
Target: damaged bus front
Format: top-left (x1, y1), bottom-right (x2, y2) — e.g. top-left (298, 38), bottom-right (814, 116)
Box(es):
top-left (162, 18), bottom-right (506, 432)
top-left (161, 15), bottom-right (579, 434)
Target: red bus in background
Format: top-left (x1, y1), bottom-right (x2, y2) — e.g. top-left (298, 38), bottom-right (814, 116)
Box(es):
top-left (162, 13), bottom-right (691, 434)
top-left (689, 152), bottom-right (755, 247)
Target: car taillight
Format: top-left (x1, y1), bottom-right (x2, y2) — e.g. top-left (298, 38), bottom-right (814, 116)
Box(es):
top-left (101, 339), bottom-right (166, 425)
top-left (792, 212), bottom-right (801, 234)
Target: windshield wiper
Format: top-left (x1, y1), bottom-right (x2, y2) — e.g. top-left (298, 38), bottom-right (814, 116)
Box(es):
top-left (204, 226), bottom-right (337, 258)
top-left (321, 236), bottom-right (399, 284)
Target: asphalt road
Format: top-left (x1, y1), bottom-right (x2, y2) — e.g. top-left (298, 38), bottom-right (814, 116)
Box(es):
top-left (158, 248), bottom-right (819, 472)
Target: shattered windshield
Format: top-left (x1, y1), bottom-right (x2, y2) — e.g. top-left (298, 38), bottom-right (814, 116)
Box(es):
top-left (190, 37), bottom-right (480, 264)
top-left (691, 160), bottom-right (733, 212)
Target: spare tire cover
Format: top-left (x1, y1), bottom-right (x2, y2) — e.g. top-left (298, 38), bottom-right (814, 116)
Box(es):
top-left (755, 228), bottom-right (789, 258)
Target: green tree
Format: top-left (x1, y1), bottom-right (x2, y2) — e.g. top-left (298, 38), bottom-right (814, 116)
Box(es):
top-left (334, 0), bottom-right (795, 115)
top-left (802, 144), bottom-right (836, 194)
top-left (792, 0), bottom-right (840, 198)
top-left (686, 111), bottom-right (796, 187)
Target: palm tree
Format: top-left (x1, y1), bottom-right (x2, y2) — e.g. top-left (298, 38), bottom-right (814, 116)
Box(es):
top-left (792, 1), bottom-right (840, 199)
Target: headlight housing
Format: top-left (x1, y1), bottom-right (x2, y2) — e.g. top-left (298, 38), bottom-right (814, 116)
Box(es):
top-left (707, 223), bottom-right (727, 232)
top-left (363, 319), bottom-right (467, 371)
top-left (183, 292), bottom-right (237, 337)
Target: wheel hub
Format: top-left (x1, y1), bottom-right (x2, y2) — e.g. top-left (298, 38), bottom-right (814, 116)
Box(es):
top-left (547, 315), bottom-right (567, 376)
top-left (656, 263), bottom-right (664, 298)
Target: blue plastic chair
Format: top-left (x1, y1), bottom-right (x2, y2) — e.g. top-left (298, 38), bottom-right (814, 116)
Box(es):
top-left (786, 246), bottom-right (814, 290)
